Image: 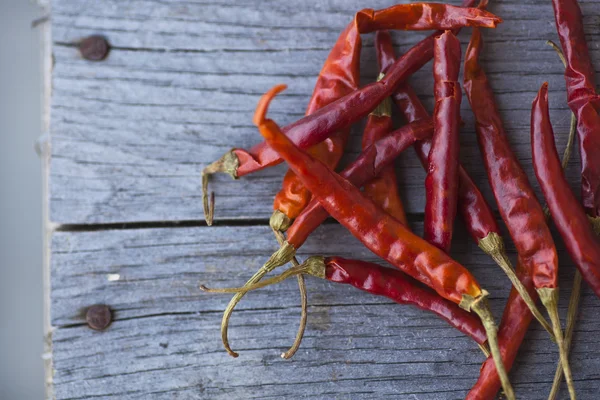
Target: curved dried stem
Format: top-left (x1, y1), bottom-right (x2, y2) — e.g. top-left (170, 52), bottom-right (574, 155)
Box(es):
top-left (539, 288), bottom-right (577, 400)
top-left (549, 271), bottom-right (582, 399)
top-left (479, 232), bottom-right (555, 340)
top-left (201, 151), bottom-right (239, 226)
top-left (465, 291), bottom-right (516, 400)
top-left (216, 241), bottom-right (297, 357)
top-left (272, 228), bottom-right (308, 359)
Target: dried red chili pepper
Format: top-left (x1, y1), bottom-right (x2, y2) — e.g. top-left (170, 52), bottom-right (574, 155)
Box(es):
top-left (202, 3), bottom-right (501, 225)
top-left (532, 83), bottom-right (600, 299)
top-left (204, 256), bottom-right (487, 346)
top-left (551, 0), bottom-right (600, 220)
top-left (361, 76), bottom-right (406, 223)
top-left (464, 28), bottom-right (574, 399)
top-left (221, 118), bottom-right (434, 356)
top-left (270, 21), bottom-right (361, 232)
top-left (376, 30), bottom-right (553, 338)
top-left (252, 88), bottom-right (514, 399)
top-left (423, 31), bottom-right (461, 252)
top-left (355, 3), bottom-right (501, 33)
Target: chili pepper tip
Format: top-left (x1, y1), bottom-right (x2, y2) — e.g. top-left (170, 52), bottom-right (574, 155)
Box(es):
top-left (254, 84), bottom-right (287, 126)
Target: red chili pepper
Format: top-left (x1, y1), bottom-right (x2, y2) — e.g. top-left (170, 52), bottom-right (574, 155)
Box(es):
top-left (271, 21), bottom-right (361, 231)
top-left (531, 83), bottom-right (600, 298)
top-left (376, 31), bottom-right (553, 340)
top-left (202, 2), bottom-right (501, 225)
top-left (375, 30), bottom-right (499, 248)
top-left (466, 259), bottom-right (536, 400)
top-left (423, 31), bottom-right (461, 252)
top-left (551, 0), bottom-right (600, 219)
top-left (465, 29), bottom-right (573, 399)
top-left (205, 256), bottom-right (487, 346)
top-left (254, 88), bottom-right (514, 399)
top-left (355, 3), bottom-right (501, 33)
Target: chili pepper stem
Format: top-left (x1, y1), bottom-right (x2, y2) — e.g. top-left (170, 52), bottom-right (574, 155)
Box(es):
top-left (216, 241), bottom-right (297, 357)
top-left (478, 342), bottom-right (491, 358)
top-left (538, 288), bottom-right (577, 400)
top-left (270, 210), bottom-right (293, 232)
top-left (549, 271), bottom-right (582, 399)
top-left (201, 150), bottom-right (239, 226)
top-left (271, 228), bottom-right (307, 359)
top-left (478, 232), bottom-right (555, 340)
top-left (464, 290), bottom-right (516, 400)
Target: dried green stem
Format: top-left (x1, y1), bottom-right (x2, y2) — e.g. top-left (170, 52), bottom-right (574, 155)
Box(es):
top-left (217, 241), bottom-right (296, 357)
top-left (272, 228), bottom-right (307, 359)
top-left (549, 272), bottom-right (582, 399)
top-left (539, 288), bottom-right (577, 400)
top-left (479, 232), bottom-right (554, 340)
top-left (370, 73), bottom-right (392, 118)
top-left (467, 291), bottom-right (515, 400)
top-left (201, 150), bottom-right (239, 226)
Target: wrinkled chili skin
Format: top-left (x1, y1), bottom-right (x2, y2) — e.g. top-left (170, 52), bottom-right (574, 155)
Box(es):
top-left (552, 0), bottom-right (600, 217)
top-left (355, 3), bottom-right (501, 33)
top-left (531, 84), bottom-right (600, 298)
top-left (232, 0), bottom-right (493, 178)
top-left (464, 28), bottom-right (558, 289)
top-left (424, 31), bottom-right (462, 252)
top-left (466, 260), bottom-right (535, 399)
top-left (257, 116), bottom-right (482, 305)
top-left (287, 119), bottom-right (433, 249)
top-left (376, 31), bottom-right (499, 244)
top-left (362, 113), bottom-right (408, 224)
top-left (325, 257), bottom-right (487, 344)
top-left (273, 22), bottom-right (360, 220)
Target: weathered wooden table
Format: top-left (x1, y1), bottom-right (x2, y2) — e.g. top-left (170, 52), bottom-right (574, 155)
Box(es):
top-left (45, 0), bottom-right (600, 398)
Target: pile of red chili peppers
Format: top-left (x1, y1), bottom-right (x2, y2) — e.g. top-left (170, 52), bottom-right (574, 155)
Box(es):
top-left (200, 1), bottom-right (600, 398)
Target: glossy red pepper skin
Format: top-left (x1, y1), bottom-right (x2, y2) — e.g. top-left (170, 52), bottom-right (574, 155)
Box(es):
top-left (376, 31), bottom-right (500, 245)
top-left (424, 31), bottom-right (461, 252)
top-left (531, 83), bottom-right (600, 298)
top-left (551, 0), bottom-right (600, 217)
top-left (361, 113), bottom-right (407, 224)
top-left (466, 260), bottom-right (535, 399)
top-left (355, 3), bottom-right (501, 33)
top-left (273, 22), bottom-right (361, 221)
top-left (256, 113), bottom-right (482, 305)
top-left (325, 257), bottom-right (486, 344)
top-left (464, 28), bottom-right (558, 290)
top-left (286, 119), bottom-right (433, 249)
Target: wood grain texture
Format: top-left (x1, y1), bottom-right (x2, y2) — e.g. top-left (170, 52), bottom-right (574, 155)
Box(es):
top-left (49, 223), bottom-right (600, 399)
top-left (49, 0), bottom-right (597, 224)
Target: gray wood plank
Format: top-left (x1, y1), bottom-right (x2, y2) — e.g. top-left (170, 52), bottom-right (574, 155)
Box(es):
top-left (49, 0), bottom-right (598, 224)
top-left (50, 223), bottom-right (600, 399)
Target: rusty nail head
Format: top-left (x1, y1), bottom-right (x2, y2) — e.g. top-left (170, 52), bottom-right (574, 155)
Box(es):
top-left (86, 305), bottom-right (112, 330)
top-left (79, 35), bottom-right (110, 61)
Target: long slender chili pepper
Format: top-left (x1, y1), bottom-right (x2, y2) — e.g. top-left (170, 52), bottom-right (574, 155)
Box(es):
top-left (465, 28), bottom-right (574, 399)
top-left (203, 256), bottom-right (487, 345)
top-left (355, 3), bottom-right (501, 32)
top-left (268, 21), bottom-right (361, 360)
top-left (221, 118), bottom-right (433, 357)
top-left (201, 1), bottom-right (499, 224)
top-left (271, 21), bottom-right (361, 232)
top-left (424, 31), bottom-right (461, 252)
top-left (254, 88), bottom-right (515, 399)
top-left (467, 78), bottom-right (578, 400)
top-left (532, 83), bottom-right (600, 299)
top-left (376, 30), bottom-right (554, 339)
top-left (551, 0), bottom-right (600, 220)
top-left (362, 68), bottom-right (406, 222)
